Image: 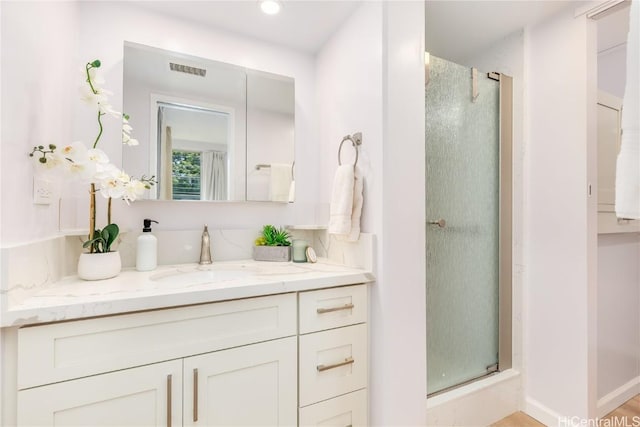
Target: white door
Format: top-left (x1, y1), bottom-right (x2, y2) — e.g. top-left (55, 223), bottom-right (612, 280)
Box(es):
top-left (18, 360), bottom-right (182, 427)
top-left (184, 337), bottom-right (297, 427)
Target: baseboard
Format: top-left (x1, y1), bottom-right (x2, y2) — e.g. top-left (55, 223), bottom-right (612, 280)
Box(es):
top-left (525, 397), bottom-right (563, 427)
top-left (597, 376), bottom-right (640, 418)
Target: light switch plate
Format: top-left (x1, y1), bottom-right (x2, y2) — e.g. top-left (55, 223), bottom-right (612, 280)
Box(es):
top-left (33, 177), bottom-right (53, 205)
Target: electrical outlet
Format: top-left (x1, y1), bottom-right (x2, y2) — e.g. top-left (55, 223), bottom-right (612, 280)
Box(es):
top-left (33, 177), bottom-right (53, 205)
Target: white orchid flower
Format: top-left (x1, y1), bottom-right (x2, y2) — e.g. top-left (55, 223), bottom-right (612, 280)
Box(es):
top-left (98, 101), bottom-right (121, 118)
top-left (86, 66), bottom-right (106, 86)
top-left (60, 141), bottom-right (88, 162)
top-left (96, 164), bottom-right (127, 199)
top-left (93, 162), bottom-right (119, 181)
top-left (122, 178), bottom-right (147, 203)
top-left (80, 85), bottom-right (109, 107)
top-left (87, 148), bottom-right (110, 165)
top-left (122, 132), bottom-right (139, 146)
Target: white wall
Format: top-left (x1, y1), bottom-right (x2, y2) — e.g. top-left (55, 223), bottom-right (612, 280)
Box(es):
top-left (597, 233), bottom-right (640, 399)
top-left (0, 1), bottom-right (79, 245)
top-left (379, 2), bottom-right (427, 424)
top-left (524, 7), bottom-right (598, 422)
top-left (316, 2), bottom-right (383, 234)
top-left (1, 1), bottom-right (319, 246)
top-left (316, 2), bottom-right (426, 425)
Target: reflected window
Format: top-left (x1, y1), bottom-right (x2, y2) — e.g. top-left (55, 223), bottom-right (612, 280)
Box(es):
top-left (157, 102), bottom-right (231, 201)
top-left (172, 150), bottom-right (201, 200)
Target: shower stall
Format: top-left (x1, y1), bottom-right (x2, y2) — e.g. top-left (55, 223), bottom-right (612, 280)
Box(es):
top-left (425, 54), bottom-right (512, 395)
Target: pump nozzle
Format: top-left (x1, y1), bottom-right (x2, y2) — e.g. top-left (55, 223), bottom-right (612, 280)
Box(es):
top-left (143, 219), bottom-right (158, 232)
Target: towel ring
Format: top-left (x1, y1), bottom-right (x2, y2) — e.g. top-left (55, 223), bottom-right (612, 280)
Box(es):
top-left (338, 132), bottom-right (363, 171)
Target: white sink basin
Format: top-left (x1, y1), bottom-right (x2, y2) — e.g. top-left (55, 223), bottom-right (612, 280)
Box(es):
top-left (150, 267), bottom-right (253, 286)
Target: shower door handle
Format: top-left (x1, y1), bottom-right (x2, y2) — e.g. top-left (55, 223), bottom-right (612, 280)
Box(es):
top-left (428, 219), bottom-right (446, 228)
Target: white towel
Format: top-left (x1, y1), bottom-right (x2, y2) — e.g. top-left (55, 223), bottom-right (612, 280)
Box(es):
top-left (288, 180), bottom-right (296, 202)
top-left (339, 170), bottom-right (364, 242)
top-left (615, 0), bottom-right (640, 219)
top-left (328, 165), bottom-right (363, 241)
top-left (269, 163), bottom-right (292, 202)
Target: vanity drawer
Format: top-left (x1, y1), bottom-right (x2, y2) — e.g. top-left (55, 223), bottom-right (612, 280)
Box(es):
top-left (298, 324), bottom-right (367, 407)
top-left (299, 285), bottom-right (367, 334)
top-left (299, 389), bottom-right (367, 427)
top-left (17, 293), bottom-right (296, 389)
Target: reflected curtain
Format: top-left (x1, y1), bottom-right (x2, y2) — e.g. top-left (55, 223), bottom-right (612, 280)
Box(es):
top-left (201, 151), bottom-right (227, 200)
top-left (159, 115), bottom-right (173, 200)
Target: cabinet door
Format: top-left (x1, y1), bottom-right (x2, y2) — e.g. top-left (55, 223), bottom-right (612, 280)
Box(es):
top-left (17, 360), bottom-right (182, 427)
top-left (184, 337), bottom-right (297, 427)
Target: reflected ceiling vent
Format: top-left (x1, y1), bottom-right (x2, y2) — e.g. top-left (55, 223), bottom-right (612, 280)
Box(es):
top-left (169, 62), bottom-right (207, 77)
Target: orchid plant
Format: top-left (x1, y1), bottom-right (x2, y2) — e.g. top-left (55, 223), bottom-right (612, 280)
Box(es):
top-left (29, 60), bottom-right (155, 253)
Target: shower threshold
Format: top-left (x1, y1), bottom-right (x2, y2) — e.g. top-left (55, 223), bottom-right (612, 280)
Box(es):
top-left (427, 369), bottom-right (500, 398)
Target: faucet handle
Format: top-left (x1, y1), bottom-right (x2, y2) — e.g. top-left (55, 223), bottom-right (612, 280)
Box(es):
top-left (199, 225), bottom-right (212, 265)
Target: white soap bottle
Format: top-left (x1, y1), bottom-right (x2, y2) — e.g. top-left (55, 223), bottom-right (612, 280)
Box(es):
top-left (136, 219), bottom-right (159, 271)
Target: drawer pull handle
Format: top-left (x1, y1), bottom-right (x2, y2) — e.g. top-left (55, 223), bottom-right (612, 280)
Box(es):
top-left (317, 357), bottom-right (355, 372)
top-left (193, 368), bottom-right (199, 422)
top-left (167, 374), bottom-right (172, 427)
top-left (317, 303), bottom-right (354, 314)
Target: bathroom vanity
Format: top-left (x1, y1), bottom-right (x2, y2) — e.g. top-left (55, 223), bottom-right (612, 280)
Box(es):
top-left (0, 260), bottom-right (374, 426)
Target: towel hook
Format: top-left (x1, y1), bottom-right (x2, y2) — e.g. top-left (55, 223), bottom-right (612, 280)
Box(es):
top-left (338, 132), bottom-right (363, 172)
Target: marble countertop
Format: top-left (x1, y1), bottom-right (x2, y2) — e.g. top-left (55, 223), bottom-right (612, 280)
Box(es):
top-left (1, 259), bottom-right (374, 327)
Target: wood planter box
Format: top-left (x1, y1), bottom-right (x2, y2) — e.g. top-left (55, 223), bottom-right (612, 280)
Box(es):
top-left (252, 245), bottom-right (291, 262)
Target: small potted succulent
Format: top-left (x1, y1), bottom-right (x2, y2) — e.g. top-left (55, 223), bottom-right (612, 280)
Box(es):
top-left (253, 225), bottom-right (292, 262)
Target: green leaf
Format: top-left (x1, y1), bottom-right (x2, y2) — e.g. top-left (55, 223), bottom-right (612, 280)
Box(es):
top-left (260, 225), bottom-right (291, 246)
top-left (102, 223), bottom-right (119, 252)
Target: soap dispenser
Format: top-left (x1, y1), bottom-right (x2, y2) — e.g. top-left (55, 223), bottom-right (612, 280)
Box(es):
top-left (136, 219), bottom-right (159, 272)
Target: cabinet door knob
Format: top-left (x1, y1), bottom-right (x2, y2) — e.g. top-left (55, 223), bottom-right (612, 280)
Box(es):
top-left (316, 303), bottom-right (354, 314)
top-left (428, 219), bottom-right (446, 228)
top-left (193, 368), bottom-right (199, 422)
top-left (317, 357), bottom-right (355, 372)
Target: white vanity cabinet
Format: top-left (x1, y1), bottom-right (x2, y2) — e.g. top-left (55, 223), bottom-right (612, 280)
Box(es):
top-left (298, 285), bottom-right (369, 427)
top-left (15, 293), bottom-right (298, 427)
top-left (10, 284), bottom-right (369, 427)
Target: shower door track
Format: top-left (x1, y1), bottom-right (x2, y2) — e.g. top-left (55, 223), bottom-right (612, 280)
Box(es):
top-left (427, 369), bottom-right (500, 398)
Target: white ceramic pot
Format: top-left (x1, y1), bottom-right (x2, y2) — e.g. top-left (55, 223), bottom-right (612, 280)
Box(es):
top-left (77, 251), bottom-right (122, 281)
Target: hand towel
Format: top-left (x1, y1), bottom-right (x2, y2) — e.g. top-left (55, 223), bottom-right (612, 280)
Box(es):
top-left (288, 180), bottom-right (296, 202)
top-left (328, 165), bottom-right (364, 241)
top-left (269, 163), bottom-right (292, 202)
top-left (328, 165), bottom-right (355, 234)
top-left (615, 0), bottom-right (640, 219)
top-left (338, 169), bottom-right (364, 242)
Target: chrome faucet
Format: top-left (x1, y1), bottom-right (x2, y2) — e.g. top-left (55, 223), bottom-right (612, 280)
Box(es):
top-left (199, 225), bottom-right (212, 265)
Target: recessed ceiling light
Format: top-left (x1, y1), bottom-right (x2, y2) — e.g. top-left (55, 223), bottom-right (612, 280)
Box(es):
top-left (260, 0), bottom-right (282, 15)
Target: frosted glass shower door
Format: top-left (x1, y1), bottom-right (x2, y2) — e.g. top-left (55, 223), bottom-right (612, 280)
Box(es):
top-left (425, 55), bottom-right (500, 395)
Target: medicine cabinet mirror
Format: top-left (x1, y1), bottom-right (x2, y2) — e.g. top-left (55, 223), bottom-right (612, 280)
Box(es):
top-left (122, 41), bottom-right (295, 202)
